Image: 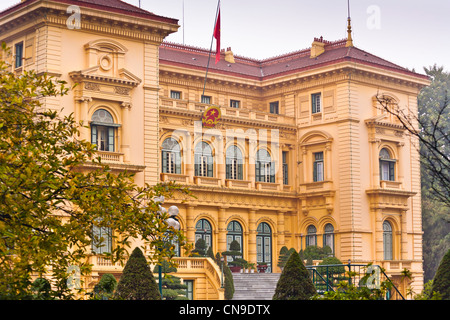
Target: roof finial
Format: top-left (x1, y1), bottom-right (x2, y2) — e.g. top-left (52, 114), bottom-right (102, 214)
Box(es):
top-left (346, 0), bottom-right (354, 47)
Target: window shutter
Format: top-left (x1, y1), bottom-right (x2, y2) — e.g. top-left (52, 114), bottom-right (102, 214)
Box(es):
top-left (162, 150), bottom-right (168, 173)
top-left (108, 127), bottom-right (114, 152)
top-left (389, 162), bottom-right (395, 181)
top-left (237, 163), bottom-right (243, 180)
top-left (226, 163), bottom-right (231, 179)
top-left (91, 126), bottom-right (97, 149)
top-left (270, 162), bottom-right (275, 183)
top-left (313, 161), bottom-right (317, 182)
top-left (255, 161), bottom-right (261, 182)
top-left (207, 156), bottom-right (214, 177)
top-left (194, 154), bottom-right (200, 176)
top-left (175, 153), bottom-right (181, 174)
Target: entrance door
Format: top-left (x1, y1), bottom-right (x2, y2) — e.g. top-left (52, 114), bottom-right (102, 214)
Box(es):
top-left (256, 222), bottom-right (272, 272)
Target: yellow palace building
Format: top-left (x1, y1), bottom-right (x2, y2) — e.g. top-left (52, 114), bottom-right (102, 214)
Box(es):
top-left (0, 0), bottom-right (429, 299)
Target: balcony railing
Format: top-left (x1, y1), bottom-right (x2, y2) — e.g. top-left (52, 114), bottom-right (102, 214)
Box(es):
top-left (160, 97), bottom-right (296, 126)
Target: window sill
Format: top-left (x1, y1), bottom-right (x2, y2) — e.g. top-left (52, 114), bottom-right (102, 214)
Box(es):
top-left (96, 150), bottom-right (123, 162)
top-left (160, 173), bottom-right (189, 184)
top-left (194, 176), bottom-right (221, 186)
top-left (225, 179), bottom-right (251, 189)
top-left (255, 181), bottom-right (280, 191)
top-left (380, 180), bottom-right (402, 189)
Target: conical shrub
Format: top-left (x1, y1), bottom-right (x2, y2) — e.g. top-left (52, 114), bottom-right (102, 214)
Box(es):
top-left (431, 249), bottom-right (450, 299)
top-left (273, 250), bottom-right (316, 300)
top-left (114, 247), bottom-right (161, 300)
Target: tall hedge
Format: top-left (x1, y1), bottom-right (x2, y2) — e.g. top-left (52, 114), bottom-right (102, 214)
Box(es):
top-left (114, 247), bottom-right (161, 300)
top-left (431, 249), bottom-right (450, 299)
top-left (273, 250), bottom-right (316, 300)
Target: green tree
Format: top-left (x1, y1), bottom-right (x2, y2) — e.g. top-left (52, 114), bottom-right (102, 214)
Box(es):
top-left (0, 46), bottom-right (191, 299)
top-left (431, 249), bottom-right (450, 300)
top-left (272, 250), bottom-right (316, 300)
top-left (114, 247), bottom-right (161, 300)
top-left (160, 276), bottom-right (188, 300)
top-left (92, 273), bottom-right (117, 300)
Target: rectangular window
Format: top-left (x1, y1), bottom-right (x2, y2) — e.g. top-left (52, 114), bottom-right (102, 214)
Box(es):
top-left (313, 151), bottom-right (324, 182)
top-left (270, 101), bottom-right (279, 114)
top-left (380, 161), bottom-right (395, 181)
top-left (15, 42), bottom-right (23, 69)
top-left (91, 126), bottom-right (115, 152)
top-left (185, 280), bottom-right (194, 300)
top-left (195, 155), bottom-right (213, 177)
top-left (92, 225), bottom-right (112, 254)
top-left (282, 151), bottom-right (288, 185)
top-left (162, 151), bottom-right (181, 174)
top-left (226, 158), bottom-right (243, 180)
top-left (201, 95), bottom-right (211, 104)
top-left (311, 93), bottom-right (321, 114)
top-left (256, 161), bottom-right (275, 183)
top-left (170, 90), bottom-right (181, 99)
top-left (230, 100), bottom-right (240, 108)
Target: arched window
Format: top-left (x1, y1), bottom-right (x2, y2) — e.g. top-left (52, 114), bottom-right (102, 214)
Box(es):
top-left (195, 142), bottom-right (213, 177)
top-left (226, 146), bottom-right (243, 180)
top-left (379, 148), bottom-right (395, 181)
top-left (226, 221), bottom-right (243, 261)
top-left (383, 220), bottom-right (393, 260)
top-left (257, 222), bottom-right (272, 272)
top-left (323, 223), bottom-right (335, 254)
top-left (162, 137), bottom-right (181, 174)
top-left (92, 224), bottom-right (112, 254)
top-left (195, 219), bottom-right (212, 252)
top-left (255, 149), bottom-right (275, 183)
top-left (91, 109), bottom-right (118, 152)
top-left (306, 225), bottom-right (317, 247)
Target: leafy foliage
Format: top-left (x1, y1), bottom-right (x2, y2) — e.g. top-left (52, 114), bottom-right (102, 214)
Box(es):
top-left (0, 46), bottom-right (191, 299)
top-left (272, 250), bottom-right (316, 300)
top-left (114, 247), bottom-right (160, 300)
top-left (431, 249), bottom-right (450, 300)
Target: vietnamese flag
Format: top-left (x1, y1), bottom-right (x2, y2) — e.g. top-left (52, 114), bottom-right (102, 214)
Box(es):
top-left (213, 8), bottom-right (221, 64)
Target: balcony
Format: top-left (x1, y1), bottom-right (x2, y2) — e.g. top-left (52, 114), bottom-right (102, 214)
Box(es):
top-left (160, 172), bottom-right (189, 184)
top-left (159, 97), bottom-right (296, 127)
top-left (225, 179), bottom-right (252, 189)
top-left (255, 181), bottom-right (280, 191)
top-left (96, 150), bottom-right (124, 163)
top-left (193, 176), bottom-right (222, 187)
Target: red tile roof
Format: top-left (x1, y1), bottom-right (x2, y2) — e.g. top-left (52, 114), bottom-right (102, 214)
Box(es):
top-left (160, 39), bottom-right (429, 81)
top-left (0, 0), bottom-right (178, 24)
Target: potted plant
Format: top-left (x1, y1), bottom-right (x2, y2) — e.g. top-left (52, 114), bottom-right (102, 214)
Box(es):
top-left (257, 262), bottom-right (268, 273)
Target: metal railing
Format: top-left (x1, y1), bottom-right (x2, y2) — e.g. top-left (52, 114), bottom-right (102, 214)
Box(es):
top-left (306, 263), bottom-right (405, 300)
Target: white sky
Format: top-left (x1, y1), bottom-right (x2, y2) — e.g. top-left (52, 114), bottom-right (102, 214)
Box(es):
top-left (1, 0), bottom-right (449, 74)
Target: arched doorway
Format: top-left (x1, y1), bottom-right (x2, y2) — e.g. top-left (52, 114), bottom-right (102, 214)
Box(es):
top-left (226, 221), bottom-right (243, 263)
top-left (195, 219), bottom-right (213, 253)
top-left (256, 222), bottom-right (272, 272)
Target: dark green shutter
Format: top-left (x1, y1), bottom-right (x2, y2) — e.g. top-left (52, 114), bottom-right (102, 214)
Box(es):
top-left (108, 127), bottom-right (114, 152)
top-left (162, 150), bottom-right (168, 173)
top-left (91, 126), bottom-right (97, 150)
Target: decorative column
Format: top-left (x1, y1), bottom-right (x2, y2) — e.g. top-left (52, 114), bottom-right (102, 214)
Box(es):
top-left (218, 206), bottom-right (228, 254)
top-left (277, 211), bottom-right (285, 248)
top-left (371, 138), bottom-right (381, 188)
top-left (77, 96), bottom-right (92, 141)
top-left (248, 209), bottom-right (257, 264)
top-left (397, 142), bottom-right (405, 188)
top-left (186, 205), bottom-right (196, 245)
top-left (121, 102), bottom-right (131, 163)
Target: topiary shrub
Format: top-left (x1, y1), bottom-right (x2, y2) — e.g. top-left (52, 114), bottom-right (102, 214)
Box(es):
top-left (273, 250), bottom-right (316, 300)
top-left (114, 247), bottom-right (161, 300)
top-left (93, 273), bottom-right (117, 300)
top-left (431, 249), bottom-right (450, 300)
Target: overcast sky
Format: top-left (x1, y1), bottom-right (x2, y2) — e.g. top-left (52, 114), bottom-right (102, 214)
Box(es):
top-left (1, 0), bottom-right (449, 74)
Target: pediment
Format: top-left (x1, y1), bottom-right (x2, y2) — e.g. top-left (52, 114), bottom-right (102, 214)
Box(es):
top-left (69, 67), bottom-right (142, 87)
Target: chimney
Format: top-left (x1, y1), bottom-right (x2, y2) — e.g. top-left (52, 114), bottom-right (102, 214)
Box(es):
top-left (310, 36), bottom-right (325, 58)
top-left (224, 47), bottom-right (235, 63)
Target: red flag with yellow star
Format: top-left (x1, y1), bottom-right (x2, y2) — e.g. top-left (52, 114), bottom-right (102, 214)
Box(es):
top-left (213, 8), bottom-right (220, 64)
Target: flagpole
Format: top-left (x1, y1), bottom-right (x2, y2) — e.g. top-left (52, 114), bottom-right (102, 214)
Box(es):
top-left (202, 0), bottom-right (221, 99)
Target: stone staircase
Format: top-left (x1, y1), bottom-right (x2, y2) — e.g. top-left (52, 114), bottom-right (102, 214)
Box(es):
top-left (232, 273), bottom-right (281, 300)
